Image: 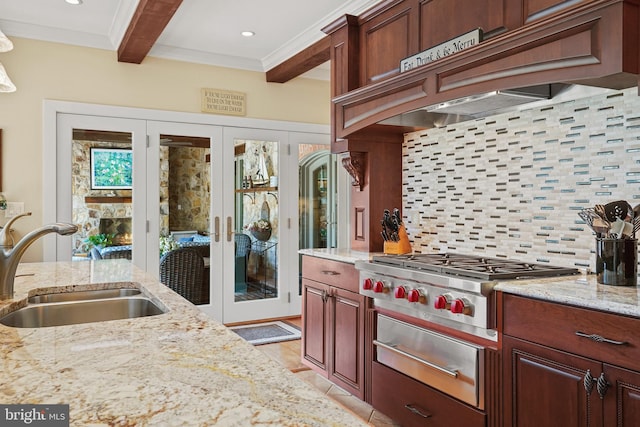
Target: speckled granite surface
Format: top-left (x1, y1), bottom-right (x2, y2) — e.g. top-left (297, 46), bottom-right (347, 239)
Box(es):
top-left (298, 248), bottom-right (379, 264)
top-left (0, 260), bottom-right (368, 426)
top-left (496, 273), bottom-right (640, 318)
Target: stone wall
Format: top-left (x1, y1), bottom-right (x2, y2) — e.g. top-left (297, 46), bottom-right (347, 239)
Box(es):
top-left (167, 146), bottom-right (210, 232)
top-left (72, 140), bottom-right (133, 253)
top-left (72, 141), bottom-right (172, 253)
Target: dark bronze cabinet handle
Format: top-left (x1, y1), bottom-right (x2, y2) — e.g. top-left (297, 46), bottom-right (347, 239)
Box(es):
top-left (321, 270), bottom-right (340, 276)
top-left (321, 290), bottom-right (329, 303)
top-left (584, 369), bottom-right (609, 399)
top-left (404, 403), bottom-right (431, 418)
top-left (575, 331), bottom-right (627, 346)
top-left (584, 369), bottom-right (594, 396)
top-left (596, 372), bottom-right (609, 399)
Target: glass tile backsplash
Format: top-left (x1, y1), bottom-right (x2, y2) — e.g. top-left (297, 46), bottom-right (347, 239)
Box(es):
top-left (402, 87), bottom-right (640, 271)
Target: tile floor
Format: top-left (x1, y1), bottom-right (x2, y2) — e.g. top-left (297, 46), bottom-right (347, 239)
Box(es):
top-left (255, 318), bottom-right (399, 426)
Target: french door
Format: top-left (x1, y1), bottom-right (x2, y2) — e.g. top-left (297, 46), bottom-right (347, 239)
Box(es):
top-left (45, 102), bottom-right (332, 325)
top-left (51, 114), bottom-right (147, 269)
top-left (221, 128), bottom-right (291, 323)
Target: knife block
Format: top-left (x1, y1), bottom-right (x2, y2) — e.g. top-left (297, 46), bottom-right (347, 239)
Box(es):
top-left (383, 225), bottom-right (411, 255)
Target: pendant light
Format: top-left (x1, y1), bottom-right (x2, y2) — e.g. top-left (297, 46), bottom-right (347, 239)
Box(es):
top-left (0, 29), bottom-right (13, 53)
top-left (0, 63), bottom-right (16, 93)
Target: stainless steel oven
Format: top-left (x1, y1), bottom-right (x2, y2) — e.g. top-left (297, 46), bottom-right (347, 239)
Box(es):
top-left (356, 253), bottom-right (579, 423)
top-left (375, 314), bottom-right (485, 408)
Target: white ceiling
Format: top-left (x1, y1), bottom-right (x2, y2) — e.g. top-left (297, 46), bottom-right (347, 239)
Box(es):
top-left (0, 0), bottom-right (379, 80)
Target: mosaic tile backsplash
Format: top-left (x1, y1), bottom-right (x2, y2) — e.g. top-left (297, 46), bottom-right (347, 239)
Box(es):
top-left (402, 87), bottom-right (640, 271)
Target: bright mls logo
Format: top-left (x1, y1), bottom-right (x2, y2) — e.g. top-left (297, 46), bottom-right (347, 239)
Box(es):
top-left (0, 405), bottom-right (69, 426)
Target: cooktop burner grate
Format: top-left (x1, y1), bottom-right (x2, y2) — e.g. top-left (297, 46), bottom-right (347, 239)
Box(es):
top-left (371, 253), bottom-right (579, 281)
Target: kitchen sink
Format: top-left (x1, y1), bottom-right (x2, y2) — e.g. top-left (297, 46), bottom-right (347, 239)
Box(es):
top-left (0, 297), bottom-right (166, 328)
top-left (28, 288), bottom-right (141, 304)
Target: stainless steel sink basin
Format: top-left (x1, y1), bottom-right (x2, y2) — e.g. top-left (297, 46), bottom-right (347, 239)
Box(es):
top-left (0, 297), bottom-right (166, 328)
top-left (28, 288), bottom-right (141, 304)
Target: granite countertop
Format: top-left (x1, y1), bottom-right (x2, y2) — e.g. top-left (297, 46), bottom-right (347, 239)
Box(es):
top-left (298, 248), bottom-right (380, 264)
top-left (496, 272), bottom-right (640, 318)
top-left (0, 260), bottom-right (368, 426)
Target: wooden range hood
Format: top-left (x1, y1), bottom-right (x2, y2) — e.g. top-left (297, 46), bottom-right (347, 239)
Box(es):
top-left (322, 0), bottom-right (640, 252)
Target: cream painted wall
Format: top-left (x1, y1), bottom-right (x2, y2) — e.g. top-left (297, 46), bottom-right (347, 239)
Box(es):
top-left (0, 37), bottom-right (330, 261)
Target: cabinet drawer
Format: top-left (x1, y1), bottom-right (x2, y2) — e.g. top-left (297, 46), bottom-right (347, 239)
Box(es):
top-left (503, 293), bottom-right (640, 369)
top-left (302, 256), bottom-right (359, 292)
top-left (372, 362), bottom-right (485, 427)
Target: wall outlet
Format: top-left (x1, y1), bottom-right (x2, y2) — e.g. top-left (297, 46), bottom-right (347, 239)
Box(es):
top-left (5, 202), bottom-right (25, 218)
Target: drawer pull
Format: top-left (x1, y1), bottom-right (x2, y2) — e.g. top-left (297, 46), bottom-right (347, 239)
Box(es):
top-left (321, 270), bottom-right (340, 276)
top-left (404, 403), bottom-right (432, 418)
top-left (575, 331), bottom-right (627, 346)
top-left (584, 370), bottom-right (594, 396)
top-left (583, 369), bottom-right (610, 399)
top-left (373, 339), bottom-right (459, 378)
top-left (596, 372), bottom-right (609, 399)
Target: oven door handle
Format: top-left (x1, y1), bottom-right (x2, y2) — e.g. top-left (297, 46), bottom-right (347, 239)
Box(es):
top-left (373, 339), bottom-right (459, 378)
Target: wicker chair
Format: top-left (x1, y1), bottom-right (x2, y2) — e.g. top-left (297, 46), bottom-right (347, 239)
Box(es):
top-left (235, 233), bottom-right (251, 258)
top-left (159, 247), bottom-right (204, 305)
top-left (234, 233), bottom-right (252, 287)
top-left (177, 240), bottom-right (210, 258)
top-left (100, 247), bottom-right (132, 260)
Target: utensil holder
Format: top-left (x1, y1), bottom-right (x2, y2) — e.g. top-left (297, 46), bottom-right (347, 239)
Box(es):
top-left (595, 238), bottom-right (638, 286)
top-left (383, 225), bottom-right (411, 255)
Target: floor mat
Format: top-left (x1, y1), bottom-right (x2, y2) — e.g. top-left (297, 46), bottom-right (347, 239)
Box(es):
top-left (229, 321), bottom-right (301, 345)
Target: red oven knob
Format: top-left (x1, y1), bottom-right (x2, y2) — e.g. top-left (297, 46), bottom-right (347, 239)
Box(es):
top-left (373, 281), bottom-right (386, 293)
top-left (407, 289), bottom-right (425, 304)
top-left (362, 278), bottom-right (374, 290)
top-left (394, 286), bottom-right (407, 299)
top-left (450, 298), bottom-right (472, 315)
top-left (434, 295), bottom-right (450, 310)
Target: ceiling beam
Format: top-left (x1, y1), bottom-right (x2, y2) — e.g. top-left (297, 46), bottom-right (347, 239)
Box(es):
top-left (266, 37), bottom-right (331, 83)
top-left (118, 0), bottom-right (183, 64)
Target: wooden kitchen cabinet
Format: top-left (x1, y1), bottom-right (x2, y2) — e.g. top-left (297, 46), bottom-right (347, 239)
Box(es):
top-left (502, 293), bottom-right (640, 427)
top-left (301, 255), bottom-right (369, 400)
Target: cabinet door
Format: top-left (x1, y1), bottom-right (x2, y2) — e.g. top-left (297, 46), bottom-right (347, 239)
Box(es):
top-left (302, 279), bottom-right (329, 372)
top-left (503, 336), bottom-right (603, 427)
top-left (329, 286), bottom-right (366, 400)
top-left (359, 0), bottom-right (418, 85)
top-left (603, 364), bottom-right (640, 427)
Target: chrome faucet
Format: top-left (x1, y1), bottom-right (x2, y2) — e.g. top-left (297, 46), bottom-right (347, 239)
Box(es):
top-left (0, 212), bottom-right (78, 300)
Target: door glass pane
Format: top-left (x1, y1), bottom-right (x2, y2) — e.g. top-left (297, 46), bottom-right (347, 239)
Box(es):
top-left (234, 139), bottom-right (278, 302)
top-left (298, 145), bottom-right (336, 291)
top-left (158, 134), bottom-right (211, 305)
top-left (71, 129), bottom-right (132, 262)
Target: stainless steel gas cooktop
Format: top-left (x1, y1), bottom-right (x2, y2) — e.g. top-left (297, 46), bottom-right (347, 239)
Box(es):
top-left (370, 253), bottom-right (579, 281)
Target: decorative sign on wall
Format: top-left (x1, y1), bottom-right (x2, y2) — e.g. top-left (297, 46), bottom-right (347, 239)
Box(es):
top-left (400, 28), bottom-right (483, 73)
top-left (201, 88), bottom-right (246, 116)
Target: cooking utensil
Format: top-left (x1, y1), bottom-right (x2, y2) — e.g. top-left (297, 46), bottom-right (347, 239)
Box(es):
top-left (609, 218), bottom-right (633, 239)
top-left (579, 208), bottom-right (611, 238)
top-left (632, 204), bottom-right (640, 238)
top-left (592, 217), bottom-right (611, 236)
top-left (594, 204), bottom-right (607, 221)
top-left (603, 200), bottom-right (633, 222)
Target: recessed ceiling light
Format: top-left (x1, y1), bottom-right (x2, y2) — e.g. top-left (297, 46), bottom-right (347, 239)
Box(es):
top-left (241, 31), bottom-right (255, 37)
top-left (65, 0), bottom-right (83, 5)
